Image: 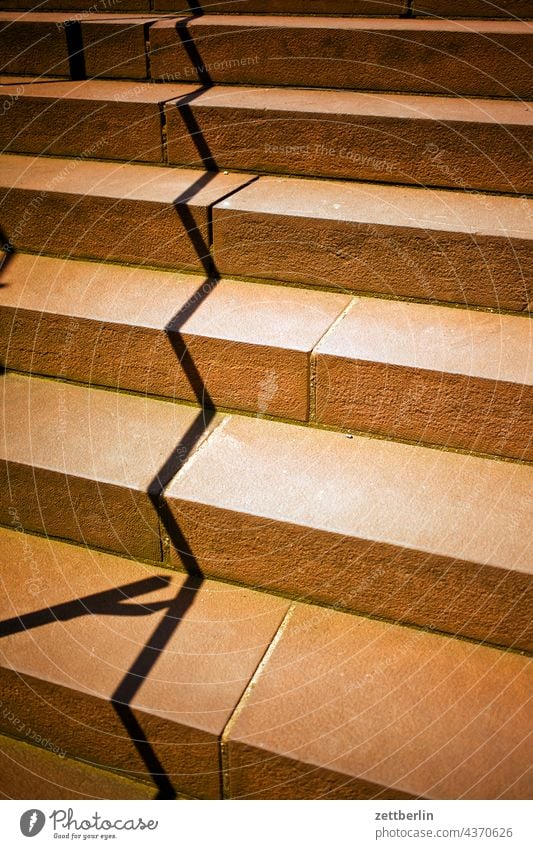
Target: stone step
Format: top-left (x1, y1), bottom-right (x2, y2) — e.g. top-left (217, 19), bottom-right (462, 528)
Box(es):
top-left (4, 78), bottom-right (532, 194)
top-left (225, 603), bottom-right (533, 799)
top-left (0, 253), bottom-right (348, 421)
top-left (313, 296), bottom-right (533, 461)
top-left (413, 1), bottom-right (533, 18)
top-left (0, 526), bottom-right (290, 799)
top-left (0, 76), bottom-right (198, 163)
top-left (212, 175), bottom-right (533, 311)
top-left (163, 85), bottom-right (533, 193)
top-left (0, 370), bottom-right (223, 560)
top-left (165, 411), bottom-right (533, 651)
top-left (0, 526), bottom-right (530, 800)
top-left (1, 254), bottom-right (530, 458)
top-left (0, 153), bottom-right (253, 270)
top-left (2, 2), bottom-right (531, 18)
top-left (0, 1), bottom-right (408, 14)
top-left (151, 15), bottom-right (533, 98)
top-left (0, 12), bottom-right (163, 79)
top-left (1, 372), bottom-right (530, 649)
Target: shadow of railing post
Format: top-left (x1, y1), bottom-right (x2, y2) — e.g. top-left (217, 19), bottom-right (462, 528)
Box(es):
top-left (0, 24), bottom-right (232, 795)
top-left (109, 36), bottom-right (225, 793)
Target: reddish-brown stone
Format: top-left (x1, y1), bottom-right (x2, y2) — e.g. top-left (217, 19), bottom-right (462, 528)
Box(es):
top-left (154, 1), bottom-right (407, 13)
top-left (213, 176), bottom-right (533, 310)
top-left (0, 13), bottom-right (73, 77)
top-left (0, 253), bottom-right (348, 420)
top-left (0, 154), bottom-right (253, 270)
top-left (0, 734), bottom-right (158, 800)
top-left (0, 77), bottom-right (199, 162)
top-left (314, 297), bottom-right (533, 460)
top-left (226, 605), bottom-right (533, 799)
top-left (0, 1), bottom-right (150, 10)
top-left (0, 372), bottom-right (222, 558)
top-left (150, 16), bottom-right (533, 97)
top-left (166, 85), bottom-right (533, 194)
top-left (165, 414), bottom-right (533, 651)
top-left (413, 1), bottom-right (533, 18)
top-left (81, 15), bottom-right (165, 80)
top-left (0, 526), bottom-right (290, 798)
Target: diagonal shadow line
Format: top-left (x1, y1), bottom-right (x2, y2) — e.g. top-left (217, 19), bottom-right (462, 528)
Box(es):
top-left (111, 573), bottom-right (204, 800)
top-left (109, 117), bottom-right (224, 796)
top-left (176, 16), bottom-right (212, 87)
top-left (64, 20), bottom-right (86, 81)
top-left (174, 88), bottom-right (218, 171)
top-left (0, 226), bottom-right (14, 272)
top-left (184, 0), bottom-right (205, 15)
top-left (0, 577), bottom-right (175, 639)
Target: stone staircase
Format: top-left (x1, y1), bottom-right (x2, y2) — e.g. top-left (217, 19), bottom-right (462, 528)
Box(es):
top-left (0, 0), bottom-right (531, 800)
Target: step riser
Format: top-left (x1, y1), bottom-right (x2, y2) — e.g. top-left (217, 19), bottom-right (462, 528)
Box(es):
top-left (315, 358), bottom-right (533, 462)
top-left (2, 301), bottom-right (530, 460)
top-left (0, 309), bottom-right (312, 421)
top-left (0, 15), bottom-right (157, 80)
top-left (166, 103), bottom-right (533, 194)
top-left (2, 374), bottom-right (530, 651)
top-left (213, 206), bottom-right (533, 312)
top-left (151, 21), bottom-right (533, 98)
top-left (166, 500), bottom-right (533, 653)
top-left (0, 733), bottom-right (159, 800)
top-left (0, 96), bottom-right (165, 163)
top-left (1, 188), bottom-right (209, 269)
top-left (0, 462), bottom-right (162, 560)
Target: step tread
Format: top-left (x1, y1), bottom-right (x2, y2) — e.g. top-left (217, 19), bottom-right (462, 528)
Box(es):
top-left (153, 13), bottom-right (533, 31)
top-left (164, 83), bottom-right (533, 125)
top-left (0, 75), bottom-right (199, 103)
top-left (214, 175), bottom-right (532, 238)
top-left (0, 526), bottom-right (290, 798)
top-left (0, 253), bottom-right (348, 350)
top-left (166, 413), bottom-right (532, 574)
top-left (316, 297), bottom-right (533, 385)
top-left (0, 152), bottom-right (248, 204)
top-left (0, 370), bottom-right (219, 490)
top-left (226, 603), bottom-right (533, 800)
top-left (6, 76), bottom-right (533, 124)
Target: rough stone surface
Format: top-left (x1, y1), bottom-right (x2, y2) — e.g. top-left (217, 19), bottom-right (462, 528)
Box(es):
top-left (0, 77), bottom-right (199, 162)
top-left (314, 296), bottom-right (533, 460)
top-left (213, 175), bottom-right (533, 310)
top-left (0, 527), bottom-right (290, 798)
top-left (0, 372), bottom-right (221, 558)
top-left (165, 414), bottom-right (533, 651)
top-left (150, 16), bottom-right (533, 98)
top-left (0, 13), bottom-right (73, 77)
top-left (226, 605), bottom-right (533, 799)
top-left (0, 154), bottom-right (253, 270)
top-left (0, 253), bottom-right (348, 420)
top-left (0, 734), bottom-right (158, 800)
top-left (166, 86), bottom-right (533, 193)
